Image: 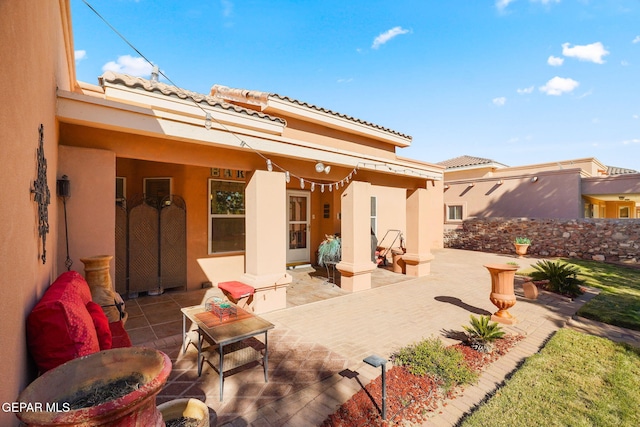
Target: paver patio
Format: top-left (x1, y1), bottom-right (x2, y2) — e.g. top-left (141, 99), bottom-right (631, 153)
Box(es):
top-left (125, 248), bottom-right (637, 426)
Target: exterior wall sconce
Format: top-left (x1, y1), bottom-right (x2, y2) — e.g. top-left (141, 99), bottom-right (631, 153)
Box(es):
top-left (315, 162), bottom-right (331, 174)
top-left (363, 354), bottom-right (388, 420)
top-left (531, 176), bottom-right (538, 183)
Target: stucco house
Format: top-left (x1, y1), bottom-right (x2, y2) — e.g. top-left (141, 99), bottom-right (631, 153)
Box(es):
top-left (0, 2), bottom-right (443, 421)
top-left (440, 155), bottom-right (640, 232)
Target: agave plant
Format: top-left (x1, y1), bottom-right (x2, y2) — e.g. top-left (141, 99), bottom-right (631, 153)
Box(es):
top-left (463, 315), bottom-right (505, 353)
top-left (529, 260), bottom-right (585, 297)
top-left (514, 236), bottom-right (531, 245)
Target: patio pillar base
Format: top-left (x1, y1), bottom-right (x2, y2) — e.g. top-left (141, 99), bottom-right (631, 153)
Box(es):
top-left (336, 261), bottom-right (375, 292)
top-left (402, 253), bottom-right (434, 277)
top-left (239, 272), bottom-right (292, 314)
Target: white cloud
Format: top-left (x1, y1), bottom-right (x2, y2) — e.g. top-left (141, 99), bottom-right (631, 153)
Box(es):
top-left (75, 50), bottom-right (87, 61)
top-left (633, 36), bottom-right (640, 44)
top-left (221, 0), bottom-right (233, 17)
top-left (547, 55), bottom-right (564, 66)
top-left (496, 0), bottom-right (515, 12)
top-left (539, 76), bottom-right (579, 96)
top-left (622, 138), bottom-right (640, 145)
top-left (337, 78), bottom-right (354, 84)
top-left (531, 0), bottom-right (560, 4)
top-left (562, 42), bottom-right (609, 64)
top-left (102, 55), bottom-right (153, 77)
top-left (517, 86), bottom-right (534, 94)
top-left (633, 114), bottom-right (639, 120)
top-left (492, 97), bottom-right (507, 106)
top-left (372, 26), bottom-right (410, 49)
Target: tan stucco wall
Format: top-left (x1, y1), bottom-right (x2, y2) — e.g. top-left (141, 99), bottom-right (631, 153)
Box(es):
top-left (58, 146), bottom-right (116, 278)
top-left (444, 170), bottom-right (583, 221)
top-left (0, 1), bottom-right (74, 424)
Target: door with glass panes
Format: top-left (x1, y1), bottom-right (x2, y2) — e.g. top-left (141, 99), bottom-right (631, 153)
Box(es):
top-left (286, 191), bottom-right (310, 264)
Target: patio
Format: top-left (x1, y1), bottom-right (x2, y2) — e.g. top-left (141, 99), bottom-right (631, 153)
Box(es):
top-left (124, 249), bottom-right (599, 426)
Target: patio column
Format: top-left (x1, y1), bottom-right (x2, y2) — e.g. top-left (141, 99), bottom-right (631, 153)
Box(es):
top-left (403, 188), bottom-right (434, 276)
top-left (240, 170), bottom-right (292, 313)
top-left (336, 181), bottom-right (376, 292)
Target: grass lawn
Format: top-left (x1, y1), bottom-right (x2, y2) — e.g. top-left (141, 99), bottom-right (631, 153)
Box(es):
top-left (520, 258), bottom-right (640, 331)
top-left (460, 328), bottom-right (640, 427)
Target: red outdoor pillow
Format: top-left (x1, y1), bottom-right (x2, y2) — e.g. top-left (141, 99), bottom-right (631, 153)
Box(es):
top-left (86, 301), bottom-right (112, 350)
top-left (109, 320), bottom-right (132, 348)
top-left (26, 271), bottom-right (100, 373)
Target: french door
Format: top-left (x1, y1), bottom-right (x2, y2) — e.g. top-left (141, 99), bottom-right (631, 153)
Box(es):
top-left (286, 190), bottom-right (310, 264)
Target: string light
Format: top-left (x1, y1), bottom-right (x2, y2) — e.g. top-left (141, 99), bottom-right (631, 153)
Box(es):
top-left (80, 0), bottom-right (440, 193)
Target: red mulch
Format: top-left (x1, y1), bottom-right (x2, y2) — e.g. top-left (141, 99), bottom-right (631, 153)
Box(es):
top-left (320, 335), bottom-right (523, 427)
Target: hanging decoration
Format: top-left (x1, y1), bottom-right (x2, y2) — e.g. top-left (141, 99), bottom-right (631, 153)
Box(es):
top-left (30, 124), bottom-right (50, 264)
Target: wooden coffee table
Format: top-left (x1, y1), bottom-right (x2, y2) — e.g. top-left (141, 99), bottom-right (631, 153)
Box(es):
top-left (181, 304), bottom-right (274, 400)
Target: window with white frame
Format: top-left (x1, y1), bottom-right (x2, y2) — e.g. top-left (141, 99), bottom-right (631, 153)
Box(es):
top-left (209, 179), bottom-right (245, 253)
top-left (619, 206), bottom-right (630, 219)
top-left (447, 204), bottom-right (463, 221)
top-left (370, 196), bottom-right (377, 235)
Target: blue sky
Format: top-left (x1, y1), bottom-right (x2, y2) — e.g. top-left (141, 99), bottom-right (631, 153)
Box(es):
top-left (72, 0), bottom-right (640, 170)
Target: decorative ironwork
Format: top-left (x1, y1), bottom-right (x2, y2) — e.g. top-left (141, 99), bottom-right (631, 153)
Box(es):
top-left (30, 124), bottom-right (50, 264)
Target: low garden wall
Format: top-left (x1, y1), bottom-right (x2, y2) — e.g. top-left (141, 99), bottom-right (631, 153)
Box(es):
top-left (444, 217), bottom-right (640, 263)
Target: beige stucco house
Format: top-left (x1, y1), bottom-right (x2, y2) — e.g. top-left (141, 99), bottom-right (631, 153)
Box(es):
top-left (441, 155), bottom-right (640, 231)
top-left (0, 2), bottom-right (443, 421)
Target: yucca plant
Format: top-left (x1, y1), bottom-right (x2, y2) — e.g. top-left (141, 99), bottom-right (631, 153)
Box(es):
top-left (463, 315), bottom-right (505, 353)
top-left (529, 260), bottom-right (585, 297)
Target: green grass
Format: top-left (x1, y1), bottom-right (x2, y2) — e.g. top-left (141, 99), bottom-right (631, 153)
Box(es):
top-left (520, 259), bottom-right (640, 331)
top-left (460, 329), bottom-right (640, 427)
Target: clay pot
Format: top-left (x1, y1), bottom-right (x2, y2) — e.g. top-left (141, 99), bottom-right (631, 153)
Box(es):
top-left (514, 243), bottom-right (529, 258)
top-left (16, 347), bottom-right (171, 426)
top-left (81, 255), bottom-right (126, 323)
top-left (158, 398), bottom-right (213, 427)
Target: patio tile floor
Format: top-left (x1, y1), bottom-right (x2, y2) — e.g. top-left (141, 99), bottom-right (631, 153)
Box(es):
top-left (124, 249), bottom-right (638, 426)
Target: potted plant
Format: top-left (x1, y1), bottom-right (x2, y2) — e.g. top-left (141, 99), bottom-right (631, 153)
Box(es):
top-left (317, 234), bottom-right (341, 267)
top-left (514, 236), bottom-right (531, 258)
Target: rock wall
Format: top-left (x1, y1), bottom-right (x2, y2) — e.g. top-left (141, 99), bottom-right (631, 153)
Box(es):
top-left (444, 218), bottom-right (640, 263)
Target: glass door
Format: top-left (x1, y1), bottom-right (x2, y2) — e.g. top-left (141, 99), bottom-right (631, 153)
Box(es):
top-left (286, 190), bottom-right (310, 264)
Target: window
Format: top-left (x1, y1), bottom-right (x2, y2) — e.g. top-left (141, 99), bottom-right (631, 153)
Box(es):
top-left (447, 205), bottom-right (463, 221)
top-left (370, 196), bottom-right (377, 235)
top-left (209, 180), bottom-right (245, 253)
top-left (144, 177), bottom-right (171, 206)
top-left (116, 177), bottom-right (126, 207)
top-left (619, 206), bottom-right (630, 219)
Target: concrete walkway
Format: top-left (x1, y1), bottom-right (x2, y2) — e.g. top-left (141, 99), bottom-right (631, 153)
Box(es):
top-left (146, 249), bottom-right (639, 426)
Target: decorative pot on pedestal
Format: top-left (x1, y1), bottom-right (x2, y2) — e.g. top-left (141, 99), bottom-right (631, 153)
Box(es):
top-left (16, 347), bottom-right (171, 426)
top-left (514, 244), bottom-right (530, 258)
top-left (484, 263), bottom-right (519, 325)
top-left (80, 255), bottom-right (127, 323)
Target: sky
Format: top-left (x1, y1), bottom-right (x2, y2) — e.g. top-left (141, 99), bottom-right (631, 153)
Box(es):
top-left (71, 0), bottom-right (640, 170)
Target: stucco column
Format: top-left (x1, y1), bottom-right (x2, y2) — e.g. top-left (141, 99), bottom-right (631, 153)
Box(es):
top-left (336, 181), bottom-right (376, 292)
top-left (239, 170), bottom-right (291, 313)
top-left (403, 188), bottom-right (434, 276)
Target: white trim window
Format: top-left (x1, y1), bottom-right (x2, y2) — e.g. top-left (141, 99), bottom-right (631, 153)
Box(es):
top-left (370, 196), bottom-right (378, 235)
top-left (619, 206), bottom-right (630, 219)
top-left (208, 179), bottom-right (245, 254)
top-left (446, 204), bottom-right (464, 222)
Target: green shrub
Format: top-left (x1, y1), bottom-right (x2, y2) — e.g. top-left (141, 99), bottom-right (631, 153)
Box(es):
top-left (530, 260), bottom-right (585, 297)
top-left (391, 337), bottom-right (478, 391)
top-left (463, 315), bottom-right (505, 353)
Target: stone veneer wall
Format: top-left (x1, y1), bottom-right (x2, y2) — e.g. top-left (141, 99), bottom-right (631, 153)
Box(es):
top-left (444, 218), bottom-right (640, 263)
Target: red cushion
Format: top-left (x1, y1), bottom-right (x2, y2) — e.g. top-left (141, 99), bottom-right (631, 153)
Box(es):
top-left (218, 281), bottom-right (254, 300)
top-left (109, 320), bottom-right (132, 348)
top-left (26, 271), bottom-right (100, 373)
top-left (86, 301), bottom-right (112, 350)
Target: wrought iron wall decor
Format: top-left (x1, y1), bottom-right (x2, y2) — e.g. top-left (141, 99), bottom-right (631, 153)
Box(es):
top-left (30, 124), bottom-right (50, 264)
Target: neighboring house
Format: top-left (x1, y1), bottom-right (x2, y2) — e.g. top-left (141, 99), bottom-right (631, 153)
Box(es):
top-left (0, 2), bottom-right (443, 421)
top-left (440, 155), bottom-right (640, 231)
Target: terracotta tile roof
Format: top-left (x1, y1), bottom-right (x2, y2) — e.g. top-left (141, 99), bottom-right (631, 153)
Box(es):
top-left (437, 155), bottom-right (508, 169)
top-left (99, 72), bottom-right (286, 125)
top-left (269, 93), bottom-right (412, 140)
top-left (607, 166), bottom-right (639, 175)
top-left (209, 84), bottom-right (411, 140)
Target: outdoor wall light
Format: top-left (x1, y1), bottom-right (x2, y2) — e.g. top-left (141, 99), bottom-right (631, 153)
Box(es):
top-left (363, 354), bottom-right (388, 420)
top-left (315, 162), bottom-right (331, 174)
top-left (531, 176), bottom-right (539, 183)
top-left (204, 113), bottom-right (212, 130)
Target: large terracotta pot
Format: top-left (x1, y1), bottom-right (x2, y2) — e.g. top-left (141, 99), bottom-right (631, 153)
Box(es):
top-left (16, 347), bottom-right (171, 426)
top-left (484, 263), bottom-right (519, 325)
top-left (81, 255), bottom-right (126, 323)
top-left (514, 243), bottom-right (529, 258)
